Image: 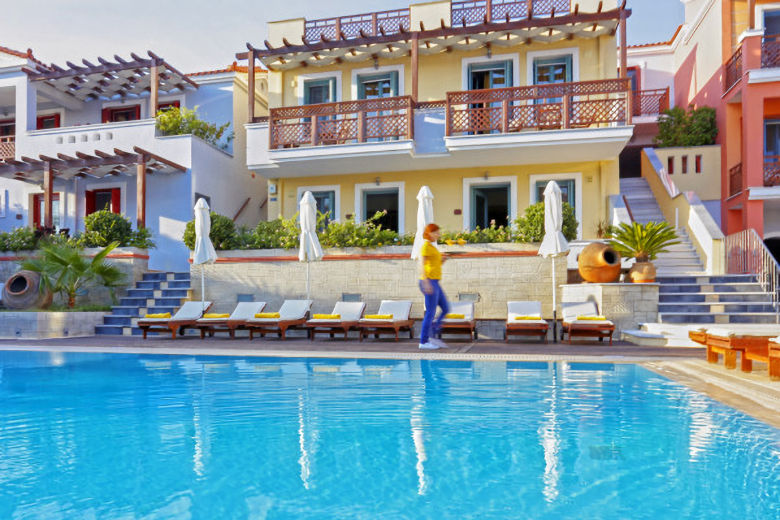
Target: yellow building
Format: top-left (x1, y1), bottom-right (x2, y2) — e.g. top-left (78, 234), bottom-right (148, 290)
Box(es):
top-left (240, 0), bottom-right (635, 238)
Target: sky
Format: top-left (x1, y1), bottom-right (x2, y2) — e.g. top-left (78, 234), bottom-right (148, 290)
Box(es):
top-left (0, 0), bottom-right (685, 73)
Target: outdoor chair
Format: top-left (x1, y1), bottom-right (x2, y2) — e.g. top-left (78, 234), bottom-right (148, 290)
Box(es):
top-left (305, 301), bottom-right (366, 340)
top-left (703, 326), bottom-right (780, 374)
top-left (504, 301), bottom-right (549, 342)
top-left (766, 337), bottom-right (780, 380)
top-left (192, 301), bottom-right (267, 339)
top-left (245, 300), bottom-right (313, 340)
top-left (137, 301), bottom-right (212, 339)
top-left (439, 301), bottom-right (478, 341)
top-left (358, 300), bottom-right (414, 341)
top-left (560, 301), bottom-right (615, 345)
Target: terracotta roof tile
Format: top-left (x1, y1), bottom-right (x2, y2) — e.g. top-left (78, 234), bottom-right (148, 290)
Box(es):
top-left (627, 25), bottom-right (683, 49)
top-left (188, 61), bottom-right (265, 77)
top-left (0, 45), bottom-right (50, 69)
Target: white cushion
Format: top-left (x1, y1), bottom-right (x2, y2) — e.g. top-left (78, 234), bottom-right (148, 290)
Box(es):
top-left (196, 302), bottom-right (266, 324)
top-left (363, 300), bottom-right (412, 321)
top-left (707, 326), bottom-right (780, 338)
top-left (443, 302), bottom-right (474, 322)
top-left (331, 301), bottom-right (366, 321)
top-left (139, 301), bottom-right (210, 323)
top-left (278, 299), bottom-right (313, 320)
top-left (561, 301), bottom-right (599, 322)
top-left (566, 319), bottom-right (614, 326)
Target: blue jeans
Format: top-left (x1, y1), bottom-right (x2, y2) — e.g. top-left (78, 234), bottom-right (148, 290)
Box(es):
top-left (419, 279), bottom-right (449, 344)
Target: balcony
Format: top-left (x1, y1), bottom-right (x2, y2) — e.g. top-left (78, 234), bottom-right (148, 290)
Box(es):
top-left (445, 78), bottom-right (631, 136)
top-left (304, 8), bottom-right (410, 41)
top-left (765, 156), bottom-right (780, 187)
top-left (633, 88), bottom-right (670, 117)
top-left (724, 46), bottom-right (742, 92)
top-left (0, 136), bottom-right (14, 162)
top-left (729, 162), bottom-right (742, 196)
top-left (269, 96), bottom-right (414, 149)
top-left (451, 0), bottom-right (570, 25)
top-left (762, 34), bottom-right (780, 69)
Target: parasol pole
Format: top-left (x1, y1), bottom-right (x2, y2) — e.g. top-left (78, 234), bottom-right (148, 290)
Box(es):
top-left (551, 256), bottom-right (557, 342)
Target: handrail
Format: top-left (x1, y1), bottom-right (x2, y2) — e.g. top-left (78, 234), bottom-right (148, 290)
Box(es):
top-left (451, 0), bottom-right (571, 25)
top-left (725, 228), bottom-right (780, 322)
top-left (446, 77), bottom-right (630, 104)
top-left (764, 155), bottom-right (780, 186)
top-left (233, 197), bottom-right (251, 222)
top-left (728, 162), bottom-right (743, 196)
top-left (633, 88), bottom-right (669, 116)
top-left (0, 135), bottom-right (14, 161)
top-left (644, 146), bottom-right (680, 198)
top-left (724, 45), bottom-right (742, 92)
top-left (304, 8), bottom-right (410, 41)
top-left (762, 34), bottom-right (780, 69)
top-left (621, 194), bottom-right (635, 222)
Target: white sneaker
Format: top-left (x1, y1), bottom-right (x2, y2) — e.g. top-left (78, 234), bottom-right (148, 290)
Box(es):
top-left (418, 342), bottom-right (440, 350)
top-left (429, 338), bottom-right (449, 349)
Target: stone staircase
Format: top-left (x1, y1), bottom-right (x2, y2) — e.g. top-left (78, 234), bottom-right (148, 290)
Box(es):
top-left (95, 272), bottom-right (191, 336)
top-left (619, 177), bottom-right (704, 275)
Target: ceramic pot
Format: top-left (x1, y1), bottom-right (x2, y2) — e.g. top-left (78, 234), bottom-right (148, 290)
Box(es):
top-left (628, 261), bottom-right (656, 283)
top-left (2, 270), bottom-right (53, 309)
top-left (577, 243), bottom-right (621, 283)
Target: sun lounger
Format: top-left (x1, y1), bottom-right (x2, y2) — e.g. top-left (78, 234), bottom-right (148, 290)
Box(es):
top-left (245, 300), bottom-right (313, 340)
top-left (305, 301), bottom-right (366, 340)
top-left (703, 326), bottom-right (780, 372)
top-left (560, 301), bottom-right (615, 345)
top-left (137, 301), bottom-right (212, 339)
top-left (439, 301), bottom-right (478, 340)
top-left (504, 301), bottom-right (549, 342)
top-left (193, 301), bottom-right (267, 339)
top-left (688, 327), bottom-right (707, 345)
top-left (766, 338), bottom-right (780, 380)
top-left (358, 300), bottom-right (414, 341)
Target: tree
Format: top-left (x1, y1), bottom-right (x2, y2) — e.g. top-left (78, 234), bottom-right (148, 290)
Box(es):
top-left (656, 105), bottom-right (718, 147)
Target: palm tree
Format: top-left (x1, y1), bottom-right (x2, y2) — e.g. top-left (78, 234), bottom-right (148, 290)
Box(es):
top-left (607, 222), bottom-right (680, 263)
top-left (22, 241), bottom-right (124, 308)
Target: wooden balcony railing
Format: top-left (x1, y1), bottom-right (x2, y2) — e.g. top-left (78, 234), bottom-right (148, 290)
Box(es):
top-left (451, 0), bottom-right (570, 25)
top-left (762, 34), bottom-right (780, 69)
top-left (445, 78), bottom-right (631, 136)
top-left (765, 155), bottom-right (780, 187)
top-left (724, 46), bottom-right (743, 92)
top-left (304, 8), bottom-right (410, 41)
top-left (729, 162), bottom-right (743, 196)
top-left (269, 96), bottom-right (414, 149)
top-left (633, 88), bottom-right (670, 116)
top-left (0, 136), bottom-right (14, 162)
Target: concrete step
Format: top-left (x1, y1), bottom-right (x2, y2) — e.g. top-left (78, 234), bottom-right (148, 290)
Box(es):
top-left (160, 289), bottom-right (189, 298)
top-left (103, 315), bottom-right (133, 326)
top-left (166, 280), bottom-right (191, 289)
top-left (659, 312), bottom-right (779, 324)
top-left (126, 289), bottom-right (154, 298)
top-left (659, 292), bottom-right (772, 303)
top-left (142, 272), bottom-right (167, 281)
top-left (170, 272), bottom-right (191, 281)
top-left (659, 302), bottom-right (776, 313)
top-left (119, 297), bottom-right (149, 307)
top-left (154, 297), bottom-right (184, 307)
top-left (111, 306), bottom-right (141, 316)
top-left (135, 280), bottom-right (162, 290)
top-left (95, 325), bottom-right (125, 335)
top-left (659, 283), bottom-right (764, 293)
top-left (657, 275), bottom-right (757, 284)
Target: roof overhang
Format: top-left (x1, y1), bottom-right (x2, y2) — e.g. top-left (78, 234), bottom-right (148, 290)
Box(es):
top-left (239, 7), bottom-right (627, 71)
top-left (23, 51), bottom-right (197, 102)
top-left (0, 146), bottom-right (186, 183)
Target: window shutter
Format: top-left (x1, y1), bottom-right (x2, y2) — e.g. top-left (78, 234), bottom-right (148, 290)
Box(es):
top-left (504, 60), bottom-right (513, 87)
top-left (328, 77), bottom-right (337, 102)
top-left (32, 195), bottom-right (40, 228)
top-left (111, 188), bottom-right (121, 214)
top-left (85, 190), bottom-right (95, 216)
top-left (133, 105), bottom-right (141, 120)
top-left (390, 71), bottom-right (399, 96)
top-left (564, 55), bottom-right (572, 82)
top-left (101, 108), bottom-right (110, 123)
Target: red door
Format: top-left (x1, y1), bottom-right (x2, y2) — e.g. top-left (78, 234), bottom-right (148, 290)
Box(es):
top-left (32, 193), bottom-right (60, 229)
top-left (85, 188), bottom-right (121, 215)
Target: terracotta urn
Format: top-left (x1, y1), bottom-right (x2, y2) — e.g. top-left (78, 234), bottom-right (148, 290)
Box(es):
top-left (628, 261), bottom-right (656, 283)
top-left (577, 242), bottom-right (621, 283)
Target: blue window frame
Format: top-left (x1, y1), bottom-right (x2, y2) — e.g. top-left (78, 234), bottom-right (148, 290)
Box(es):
top-left (303, 77), bottom-right (337, 105)
top-left (357, 71), bottom-right (399, 99)
top-left (533, 55), bottom-right (573, 104)
top-left (468, 60), bottom-right (513, 90)
top-left (535, 180), bottom-right (575, 213)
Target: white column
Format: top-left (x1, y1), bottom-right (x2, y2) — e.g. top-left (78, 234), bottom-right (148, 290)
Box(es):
top-left (14, 75), bottom-right (37, 137)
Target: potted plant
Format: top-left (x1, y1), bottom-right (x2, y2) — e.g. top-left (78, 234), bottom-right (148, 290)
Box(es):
top-left (607, 222), bottom-right (680, 283)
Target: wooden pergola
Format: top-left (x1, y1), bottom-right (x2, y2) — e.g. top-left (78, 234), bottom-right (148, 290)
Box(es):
top-left (237, 2), bottom-right (631, 121)
top-left (0, 148), bottom-right (186, 230)
top-left (23, 51), bottom-right (198, 109)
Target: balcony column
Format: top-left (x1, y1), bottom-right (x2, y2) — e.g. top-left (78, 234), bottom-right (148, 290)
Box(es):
top-left (150, 62), bottom-right (159, 118)
top-left (619, 9), bottom-right (628, 79)
top-left (742, 85), bottom-right (766, 236)
top-left (14, 76), bottom-right (37, 137)
top-left (411, 33), bottom-right (419, 101)
top-left (136, 155), bottom-right (147, 229)
top-left (43, 161), bottom-right (53, 230)
top-left (247, 50), bottom-right (256, 124)
top-left (749, 0), bottom-right (756, 30)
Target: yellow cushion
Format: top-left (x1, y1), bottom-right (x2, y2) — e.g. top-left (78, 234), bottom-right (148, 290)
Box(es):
top-left (203, 313), bottom-right (230, 319)
top-left (577, 315), bottom-right (607, 321)
top-left (313, 314), bottom-right (341, 320)
top-left (254, 312), bottom-right (280, 318)
top-left (445, 313), bottom-right (465, 319)
top-left (514, 315), bottom-right (542, 320)
top-left (144, 313), bottom-right (171, 319)
top-left (365, 314), bottom-right (393, 320)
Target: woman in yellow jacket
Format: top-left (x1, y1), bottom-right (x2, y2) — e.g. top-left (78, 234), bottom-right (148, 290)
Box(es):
top-left (418, 223), bottom-right (450, 350)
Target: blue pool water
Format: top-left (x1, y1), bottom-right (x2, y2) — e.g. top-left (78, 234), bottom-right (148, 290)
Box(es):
top-left (0, 351), bottom-right (778, 519)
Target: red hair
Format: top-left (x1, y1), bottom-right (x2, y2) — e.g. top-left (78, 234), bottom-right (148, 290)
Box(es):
top-left (423, 223), bottom-right (440, 241)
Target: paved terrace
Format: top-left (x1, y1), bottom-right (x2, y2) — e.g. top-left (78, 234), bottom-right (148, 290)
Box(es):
top-left (0, 336), bottom-right (777, 429)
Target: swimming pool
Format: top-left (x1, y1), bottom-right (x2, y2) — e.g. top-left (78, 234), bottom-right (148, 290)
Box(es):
top-left (0, 351), bottom-right (777, 519)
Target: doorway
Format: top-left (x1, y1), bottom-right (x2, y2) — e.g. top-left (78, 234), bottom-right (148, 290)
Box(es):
top-left (470, 183), bottom-right (510, 229)
top-left (363, 188), bottom-right (399, 232)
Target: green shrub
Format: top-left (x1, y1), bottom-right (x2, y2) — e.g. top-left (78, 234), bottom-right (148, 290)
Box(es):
top-left (156, 106), bottom-right (234, 150)
top-left (75, 210), bottom-right (155, 249)
top-left (251, 217), bottom-right (299, 249)
top-left (319, 211), bottom-right (399, 248)
top-left (0, 227), bottom-right (38, 251)
top-left (656, 105), bottom-right (718, 147)
top-left (183, 212), bottom-right (237, 250)
top-left (513, 202), bottom-right (578, 242)
top-left (439, 223), bottom-right (512, 244)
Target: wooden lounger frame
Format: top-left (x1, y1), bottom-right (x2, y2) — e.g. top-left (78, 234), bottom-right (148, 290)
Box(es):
top-left (305, 320), bottom-right (360, 340)
top-left (194, 319), bottom-right (252, 339)
top-left (688, 329), bottom-right (707, 345)
top-left (440, 320), bottom-right (478, 341)
top-left (504, 322), bottom-right (548, 342)
top-left (359, 320), bottom-right (415, 341)
top-left (247, 318), bottom-right (308, 340)
top-left (137, 303), bottom-right (213, 339)
top-left (561, 322), bottom-right (615, 345)
top-left (705, 333), bottom-right (771, 371)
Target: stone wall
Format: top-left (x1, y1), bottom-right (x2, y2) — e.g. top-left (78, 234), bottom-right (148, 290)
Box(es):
top-left (0, 311), bottom-right (107, 338)
top-left (560, 283), bottom-right (659, 336)
top-left (0, 247), bottom-right (148, 307)
top-left (193, 243), bottom-right (568, 320)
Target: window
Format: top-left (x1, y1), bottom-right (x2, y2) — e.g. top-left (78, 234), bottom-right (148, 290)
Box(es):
top-left (471, 183), bottom-right (510, 229)
top-left (85, 188), bottom-right (121, 215)
top-left (32, 193), bottom-right (60, 230)
top-left (304, 78), bottom-right (337, 105)
top-left (626, 66), bottom-right (641, 92)
top-left (157, 101), bottom-right (181, 112)
top-left (765, 10), bottom-right (780, 35)
top-left (533, 55), bottom-right (572, 104)
top-left (695, 155), bottom-right (702, 173)
top-left (102, 105), bottom-right (141, 123)
top-left (194, 192), bottom-right (211, 208)
top-left (682, 156), bottom-right (688, 174)
top-left (311, 191), bottom-right (336, 224)
top-left (362, 188), bottom-right (400, 232)
top-left (535, 180), bottom-right (575, 214)
top-left (667, 156), bottom-right (675, 175)
top-left (36, 114), bottom-right (61, 130)
top-left (766, 120), bottom-right (780, 157)
top-left (357, 71), bottom-right (398, 99)
top-left (0, 119), bottom-right (13, 137)
top-left (468, 60), bottom-right (513, 90)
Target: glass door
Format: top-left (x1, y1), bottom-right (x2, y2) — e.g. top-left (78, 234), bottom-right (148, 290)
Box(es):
top-left (311, 190), bottom-right (336, 226)
top-left (470, 183), bottom-right (510, 229)
top-left (32, 193), bottom-right (61, 230)
top-left (535, 180), bottom-right (575, 214)
top-left (358, 71), bottom-right (399, 142)
top-left (468, 61), bottom-right (512, 133)
top-left (766, 120), bottom-right (780, 173)
top-left (362, 188), bottom-right (399, 232)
